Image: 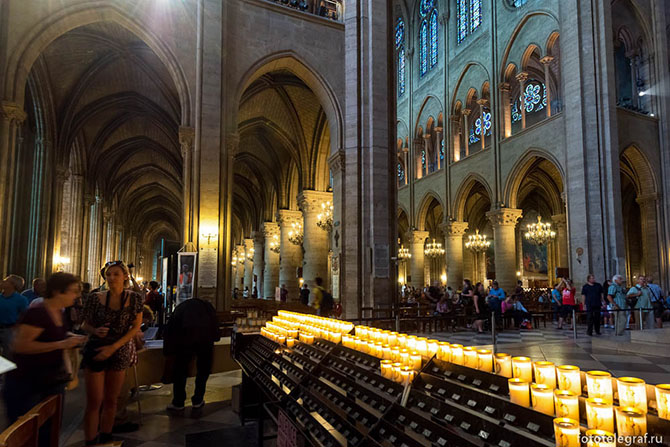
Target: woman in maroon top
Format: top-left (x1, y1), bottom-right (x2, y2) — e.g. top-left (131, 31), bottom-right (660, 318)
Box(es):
top-left (558, 278), bottom-right (577, 330)
top-left (3, 273), bottom-right (86, 423)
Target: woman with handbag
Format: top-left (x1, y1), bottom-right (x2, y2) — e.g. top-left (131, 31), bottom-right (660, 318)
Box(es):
top-left (81, 261), bottom-right (143, 446)
top-left (3, 272), bottom-right (87, 425)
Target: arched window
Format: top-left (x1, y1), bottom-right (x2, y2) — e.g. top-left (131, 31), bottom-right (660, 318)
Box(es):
top-left (396, 18), bottom-right (406, 96)
top-left (511, 79), bottom-right (547, 130)
top-left (457, 0), bottom-right (482, 44)
top-left (508, 0), bottom-right (528, 7)
top-left (419, 0), bottom-right (437, 77)
top-left (398, 162), bottom-right (406, 186)
top-left (469, 109), bottom-right (492, 145)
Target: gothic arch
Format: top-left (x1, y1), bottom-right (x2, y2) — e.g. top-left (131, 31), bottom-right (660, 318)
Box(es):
top-left (416, 191), bottom-right (445, 231)
top-left (4, 2), bottom-right (191, 123)
top-left (503, 148), bottom-right (565, 210)
top-left (452, 174), bottom-right (493, 222)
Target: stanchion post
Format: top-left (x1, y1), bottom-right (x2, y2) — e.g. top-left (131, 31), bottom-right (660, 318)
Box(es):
top-left (396, 311), bottom-right (400, 333)
top-left (639, 308), bottom-right (644, 330)
top-left (572, 308), bottom-right (577, 340)
top-left (491, 311), bottom-right (496, 352)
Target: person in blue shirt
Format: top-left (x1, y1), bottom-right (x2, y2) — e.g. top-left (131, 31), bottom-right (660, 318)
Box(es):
top-left (487, 281), bottom-right (506, 311)
top-left (0, 275), bottom-right (29, 357)
top-left (21, 278), bottom-right (46, 304)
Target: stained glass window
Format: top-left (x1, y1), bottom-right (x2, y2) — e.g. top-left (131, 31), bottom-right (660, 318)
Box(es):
top-left (396, 18), bottom-right (406, 96)
top-left (470, 110), bottom-right (492, 144)
top-left (457, 0), bottom-right (468, 43)
top-left (420, 21), bottom-right (428, 76)
top-left (508, 0), bottom-right (528, 7)
top-left (511, 81), bottom-right (547, 123)
top-left (440, 139), bottom-right (445, 161)
top-left (398, 163), bottom-right (405, 184)
top-left (470, 0), bottom-right (481, 33)
top-left (430, 11), bottom-right (438, 67)
top-left (421, 150), bottom-right (426, 168)
top-left (395, 18), bottom-right (405, 48)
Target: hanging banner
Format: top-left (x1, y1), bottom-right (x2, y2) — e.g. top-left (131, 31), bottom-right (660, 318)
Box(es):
top-left (177, 252), bottom-right (197, 303)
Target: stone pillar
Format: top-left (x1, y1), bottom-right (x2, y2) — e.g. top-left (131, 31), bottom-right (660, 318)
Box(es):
top-left (450, 115), bottom-right (461, 162)
top-left (636, 194), bottom-right (660, 280)
top-left (277, 209), bottom-right (302, 301)
top-left (235, 244), bottom-right (245, 288)
top-left (79, 194), bottom-right (94, 279)
top-left (68, 174), bottom-right (85, 274)
top-left (487, 208), bottom-right (523, 292)
top-left (115, 225), bottom-right (124, 261)
top-left (26, 137), bottom-right (51, 280)
top-left (461, 109), bottom-right (471, 158)
top-left (102, 210), bottom-right (114, 263)
top-left (298, 190), bottom-right (332, 290)
top-left (516, 72), bottom-right (528, 129)
top-left (179, 127), bottom-right (195, 245)
top-left (328, 150), bottom-right (345, 302)
top-left (413, 137), bottom-right (425, 179)
top-left (408, 230), bottom-right (429, 289)
top-left (252, 231), bottom-right (265, 296)
top-left (262, 222), bottom-right (280, 299)
top-left (551, 213), bottom-right (568, 269)
top-left (434, 127), bottom-right (443, 170)
top-left (47, 166), bottom-right (69, 272)
top-left (0, 102), bottom-right (26, 276)
top-left (243, 238), bottom-right (254, 292)
top-left (540, 56), bottom-right (554, 117)
top-left (87, 197), bottom-right (102, 285)
top-left (442, 221), bottom-right (468, 289)
top-left (477, 99), bottom-right (488, 151)
top-left (499, 83), bottom-right (512, 138)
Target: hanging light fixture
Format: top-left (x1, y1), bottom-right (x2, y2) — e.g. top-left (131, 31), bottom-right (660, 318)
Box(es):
top-left (398, 245), bottom-right (412, 260)
top-left (231, 250), bottom-right (238, 266)
top-left (524, 216), bottom-right (556, 246)
top-left (247, 247), bottom-right (255, 261)
top-left (465, 229), bottom-right (490, 253)
top-left (316, 201), bottom-right (334, 232)
top-left (269, 234), bottom-right (281, 254)
top-left (424, 239), bottom-right (445, 258)
top-left (288, 222), bottom-right (303, 246)
top-left (237, 250), bottom-right (246, 264)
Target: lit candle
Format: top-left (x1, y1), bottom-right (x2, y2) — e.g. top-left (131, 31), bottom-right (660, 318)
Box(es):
top-left (477, 349), bottom-right (493, 372)
top-left (512, 357), bottom-right (532, 382)
top-left (557, 365), bottom-right (582, 396)
top-left (410, 351), bottom-right (422, 370)
top-left (534, 361), bottom-right (557, 389)
top-left (450, 344), bottom-right (464, 365)
top-left (427, 339), bottom-right (439, 357)
top-left (508, 378), bottom-right (530, 407)
top-left (585, 398), bottom-right (614, 432)
top-left (586, 371), bottom-right (613, 401)
top-left (616, 377), bottom-right (647, 413)
top-left (374, 341), bottom-right (383, 358)
top-left (585, 429), bottom-right (615, 447)
top-left (655, 384), bottom-right (670, 420)
top-left (288, 329), bottom-right (298, 339)
top-left (407, 336), bottom-right (417, 351)
top-left (391, 347), bottom-right (400, 362)
top-left (553, 418), bottom-right (580, 447)
top-left (416, 338), bottom-right (428, 357)
top-left (303, 334), bottom-right (314, 345)
top-left (615, 407), bottom-right (647, 437)
top-left (397, 334), bottom-right (407, 348)
top-left (531, 384), bottom-right (555, 415)
top-left (554, 390), bottom-right (579, 421)
top-left (438, 342), bottom-right (451, 362)
top-left (380, 360), bottom-right (392, 379)
top-left (400, 366), bottom-right (412, 385)
top-left (392, 363), bottom-right (403, 383)
top-left (388, 332), bottom-right (398, 346)
top-left (463, 347), bottom-right (477, 369)
top-left (400, 349), bottom-right (410, 366)
top-left (495, 353), bottom-right (512, 378)
top-left (286, 337), bottom-right (295, 348)
top-left (382, 344), bottom-right (392, 360)
top-left (331, 332), bottom-right (342, 344)
top-left (354, 337), bottom-right (362, 352)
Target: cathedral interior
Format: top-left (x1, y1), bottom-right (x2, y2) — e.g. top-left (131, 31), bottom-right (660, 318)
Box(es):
top-left (1, 0), bottom-right (670, 446)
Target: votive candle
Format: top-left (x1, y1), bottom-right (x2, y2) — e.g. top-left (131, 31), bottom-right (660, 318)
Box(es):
top-left (495, 353), bottom-right (512, 378)
top-left (585, 429), bottom-right (615, 447)
top-left (463, 347), bottom-right (477, 368)
top-left (400, 366), bottom-right (413, 385)
top-left (286, 337), bottom-right (295, 348)
top-left (477, 349), bottom-right (493, 372)
top-left (655, 384), bottom-right (670, 420)
top-left (450, 344), bottom-right (464, 365)
top-left (586, 371), bottom-right (613, 401)
top-left (391, 346), bottom-right (400, 362)
top-left (615, 407), bottom-right (647, 437)
top-left (392, 363), bottom-right (403, 382)
top-left (400, 349), bottom-right (410, 366)
top-left (531, 384), bottom-right (555, 415)
top-left (616, 377), bottom-right (647, 413)
top-left (410, 351), bottom-right (422, 370)
top-left (534, 361), bottom-right (557, 389)
top-left (416, 337), bottom-right (428, 357)
top-left (508, 378), bottom-right (530, 407)
top-left (585, 398), bottom-right (614, 432)
top-left (427, 339), bottom-right (439, 357)
top-left (512, 356), bottom-right (533, 382)
top-left (553, 418), bottom-right (580, 447)
top-left (557, 365), bottom-right (582, 396)
top-left (380, 360), bottom-right (392, 379)
top-left (438, 342), bottom-right (451, 362)
top-left (554, 389), bottom-right (579, 421)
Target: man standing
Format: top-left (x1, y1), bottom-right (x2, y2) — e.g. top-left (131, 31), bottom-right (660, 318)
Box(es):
top-left (646, 276), bottom-right (664, 328)
top-left (300, 283), bottom-right (310, 306)
top-left (0, 275), bottom-right (28, 357)
top-left (607, 275), bottom-right (628, 336)
top-left (581, 274), bottom-right (603, 336)
top-left (21, 278), bottom-right (46, 304)
top-left (164, 296), bottom-right (220, 411)
top-left (627, 276), bottom-right (653, 330)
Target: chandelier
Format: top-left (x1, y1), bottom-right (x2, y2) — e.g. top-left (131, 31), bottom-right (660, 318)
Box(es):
top-left (288, 222), bottom-right (303, 246)
top-left (316, 201), bottom-right (334, 232)
top-left (424, 239), bottom-right (445, 258)
top-left (398, 244), bottom-right (412, 260)
top-left (465, 229), bottom-right (490, 253)
top-left (231, 250), bottom-right (238, 266)
top-left (237, 250), bottom-right (246, 264)
top-left (247, 247), bottom-right (255, 261)
top-left (269, 234), bottom-right (281, 254)
top-left (524, 216), bottom-right (556, 246)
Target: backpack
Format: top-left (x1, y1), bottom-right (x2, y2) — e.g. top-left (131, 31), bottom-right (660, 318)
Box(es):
top-left (321, 290), bottom-right (334, 312)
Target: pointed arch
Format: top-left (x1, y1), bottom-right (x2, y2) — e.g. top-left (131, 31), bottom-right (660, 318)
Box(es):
top-left (416, 191), bottom-right (445, 231)
top-left (503, 148), bottom-right (565, 210)
top-left (452, 174), bottom-right (493, 222)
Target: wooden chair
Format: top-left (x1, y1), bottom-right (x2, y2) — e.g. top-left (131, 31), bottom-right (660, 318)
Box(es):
top-left (25, 395), bottom-right (62, 447)
top-left (0, 413), bottom-right (39, 447)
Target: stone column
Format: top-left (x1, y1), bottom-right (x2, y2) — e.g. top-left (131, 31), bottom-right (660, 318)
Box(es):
top-left (79, 194), bottom-right (94, 279)
top-left (477, 99), bottom-right (488, 151)
top-left (252, 231), bottom-right (265, 296)
top-left (408, 230), bottom-right (429, 289)
top-left (262, 222), bottom-right (280, 299)
top-left (442, 221), bottom-right (468, 289)
top-left (243, 238), bottom-right (254, 292)
top-left (540, 56), bottom-right (554, 117)
top-left (47, 166), bottom-right (69, 272)
top-left (434, 127), bottom-right (443, 170)
top-left (102, 210), bottom-right (114, 263)
top-left (235, 244), bottom-right (245, 289)
top-left (115, 225), bottom-right (124, 261)
top-left (277, 209), bottom-right (303, 301)
top-left (516, 72), bottom-right (528, 129)
top-left (461, 109), bottom-right (471, 158)
top-left (487, 208), bottom-right (523, 292)
top-left (68, 174), bottom-right (85, 274)
top-left (87, 197), bottom-right (102, 285)
top-left (551, 213), bottom-right (568, 269)
top-left (0, 102), bottom-right (26, 276)
top-left (413, 137), bottom-right (425, 179)
top-left (298, 190), bottom-right (332, 290)
top-left (450, 115), bottom-right (461, 162)
top-left (328, 151), bottom-right (345, 301)
top-left (179, 127), bottom-right (195, 245)
top-left (636, 194), bottom-right (660, 280)
top-left (499, 83), bottom-right (512, 138)
top-left (26, 137), bottom-right (51, 280)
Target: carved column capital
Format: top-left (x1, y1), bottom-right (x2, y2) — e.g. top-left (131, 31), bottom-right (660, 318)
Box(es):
top-left (262, 221), bottom-right (280, 238)
top-left (441, 221), bottom-right (469, 237)
top-left (550, 213), bottom-right (567, 226)
top-left (540, 56), bottom-right (555, 65)
top-left (328, 149), bottom-right (345, 174)
top-left (408, 230), bottom-right (430, 244)
top-left (499, 82), bottom-right (511, 92)
top-left (84, 193), bottom-right (96, 207)
top-left (252, 230), bottom-right (265, 245)
top-left (476, 98), bottom-right (489, 107)
top-left (55, 166), bottom-right (70, 184)
top-left (1, 101), bottom-right (27, 124)
top-left (298, 190), bottom-right (333, 215)
top-left (276, 209), bottom-right (303, 225)
top-left (636, 193), bottom-right (659, 207)
top-left (461, 108), bottom-right (471, 117)
top-left (486, 208), bottom-right (523, 227)
top-left (179, 126), bottom-right (195, 154)
top-left (515, 71), bottom-right (529, 83)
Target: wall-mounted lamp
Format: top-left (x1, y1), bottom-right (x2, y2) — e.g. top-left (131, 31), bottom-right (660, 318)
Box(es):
top-left (200, 227), bottom-right (218, 245)
top-left (53, 255), bottom-right (71, 272)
